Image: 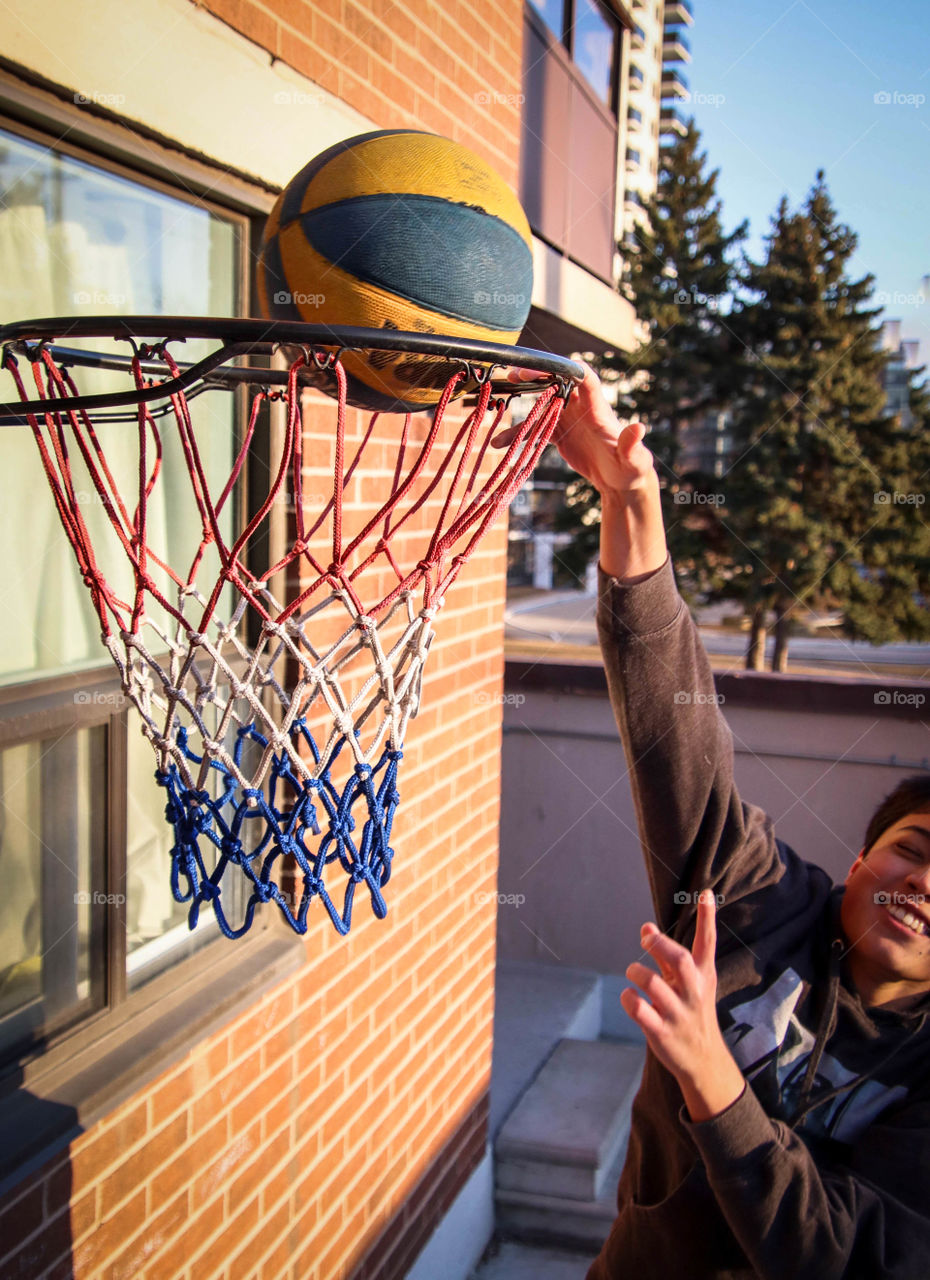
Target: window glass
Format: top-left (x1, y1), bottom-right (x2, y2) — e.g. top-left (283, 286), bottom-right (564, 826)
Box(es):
top-left (0, 725), bottom-right (107, 1060)
top-left (126, 693), bottom-right (250, 990)
top-left (530, 0), bottom-right (565, 41)
top-left (0, 127), bottom-right (240, 686)
top-left (0, 127), bottom-right (247, 1016)
top-left (573, 0), bottom-right (618, 107)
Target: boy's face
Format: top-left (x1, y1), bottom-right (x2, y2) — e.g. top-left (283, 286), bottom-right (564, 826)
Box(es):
top-left (841, 813), bottom-right (930, 1007)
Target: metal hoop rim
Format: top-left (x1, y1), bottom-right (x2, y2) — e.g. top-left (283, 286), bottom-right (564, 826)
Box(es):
top-left (0, 314), bottom-right (586, 373)
top-left (0, 314), bottom-right (586, 424)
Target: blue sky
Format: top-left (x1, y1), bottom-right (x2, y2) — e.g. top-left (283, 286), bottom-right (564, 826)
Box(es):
top-left (685, 0), bottom-right (929, 355)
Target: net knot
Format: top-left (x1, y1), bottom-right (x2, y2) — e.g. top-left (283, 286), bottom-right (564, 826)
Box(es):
top-left (198, 880), bottom-right (220, 903)
top-left (221, 834), bottom-right (244, 862)
top-left (334, 711), bottom-right (356, 738)
top-left (332, 814), bottom-right (356, 840)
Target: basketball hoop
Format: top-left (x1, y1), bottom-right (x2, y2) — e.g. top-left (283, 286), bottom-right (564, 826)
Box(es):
top-left (0, 316), bottom-right (582, 938)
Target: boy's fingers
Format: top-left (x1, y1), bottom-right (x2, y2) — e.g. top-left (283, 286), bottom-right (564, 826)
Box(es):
top-left (692, 890), bottom-right (718, 969)
top-left (641, 924), bottom-right (692, 987)
top-left (491, 423), bottom-right (520, 448)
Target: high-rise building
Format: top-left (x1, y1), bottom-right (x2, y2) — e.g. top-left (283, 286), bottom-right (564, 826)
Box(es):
top-left (621, 0), bottom-right (693, 256)
top-left (881, 318), bottom-right (922, 430)
top-left (510, 1), bottom-right (697, 588)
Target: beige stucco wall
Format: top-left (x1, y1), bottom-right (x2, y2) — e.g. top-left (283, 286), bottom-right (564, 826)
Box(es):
top-left (498, 679), bottom-right (930, 978)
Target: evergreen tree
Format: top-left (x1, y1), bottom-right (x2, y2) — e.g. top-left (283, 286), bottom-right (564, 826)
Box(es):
top-left (720, 172), bottom-right (930, 669)
top-left (556, 120), bottom-right (746, 586)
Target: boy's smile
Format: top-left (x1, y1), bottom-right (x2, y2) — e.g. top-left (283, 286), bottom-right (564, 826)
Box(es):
top-left (841, 817), bottom-right (930, 1007)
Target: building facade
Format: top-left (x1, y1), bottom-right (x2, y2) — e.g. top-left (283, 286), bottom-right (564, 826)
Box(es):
top-left (509, 0), bottom-right (696, 590)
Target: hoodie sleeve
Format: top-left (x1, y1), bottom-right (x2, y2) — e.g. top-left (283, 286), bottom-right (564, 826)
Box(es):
top-left (596, 561), bottom-right (792, 937)
top-left (683, 1083), bottom-right (930, 1279)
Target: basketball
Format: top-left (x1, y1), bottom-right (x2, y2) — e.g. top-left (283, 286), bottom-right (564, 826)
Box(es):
top-left (255, 129), bottom-right (534, 411)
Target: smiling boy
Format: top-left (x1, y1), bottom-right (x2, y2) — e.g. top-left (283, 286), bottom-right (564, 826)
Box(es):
top-left (509, 364), bottom-right (930, 1278)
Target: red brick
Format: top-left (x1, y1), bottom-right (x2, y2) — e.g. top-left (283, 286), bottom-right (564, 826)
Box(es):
top-left (344, 0), bottom-right (393, 60)
top-left (0, 1184), bottom-right (43, 1255)
top-left (1, 1207), bottom-right (73, 1280)
top-left (200, 0), bottom-right (278, 51)
top-left (146, 1192), bottom-right (225, 1280)
top-left (278, 24), bottom-right (335, 87)
top-left (149, 1062), bottom-right (195, 1125)
top-left (98, 1112), bottom-right (188, 1213)
top-left (72, 1188), bottom-right (146, 1275)
top-left (231, 1058), bottom-right (294, 1134)
top-left (260, 1156), bottom-right (296, 1216)
top-left (193, 1046), bottom-right (261, 1131)
top-left (191, 1118), bottom-right (262, 1209)
top-left (70, 1187), bottom-right (98, 1245)
top-left (229, 1199), bottom-right (292, 1277)
top-left (228, 1138), bottom-right (280, 1214)
top-left (107, 1190), bottom-right (188, 1280)
top-left (148, 1115), bottom-right (212, 1205)
top-left (70, 1102), bottom-right (148, 1190)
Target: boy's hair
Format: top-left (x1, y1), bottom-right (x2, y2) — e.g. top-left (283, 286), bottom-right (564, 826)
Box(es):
top-left (863, 775), bottom-right (930, 855)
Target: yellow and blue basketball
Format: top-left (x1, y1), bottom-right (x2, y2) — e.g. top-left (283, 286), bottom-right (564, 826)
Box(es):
top-left (255, 130), bottom-right (534, 412)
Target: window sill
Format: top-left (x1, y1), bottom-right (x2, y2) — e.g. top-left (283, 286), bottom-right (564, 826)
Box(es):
top-left (0, 927), bottom-right (304, 1197)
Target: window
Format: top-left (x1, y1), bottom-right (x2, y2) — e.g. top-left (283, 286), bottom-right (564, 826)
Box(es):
top-left (0, 112), bottom-right (295, 1114)
top-left (529, 0), bottom-right (622, 112)
top-left (529, 0), bottom-right (565, 41)
top-left (521, 0), bottom-right (626, 282)
top-left (572, 0), bottom-right (620, 109)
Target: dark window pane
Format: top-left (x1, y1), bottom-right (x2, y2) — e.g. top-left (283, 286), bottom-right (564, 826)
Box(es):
top-left (0, 726), bottom-right (107, 1063)
top-left (572, 0), bottom-right (618, 108)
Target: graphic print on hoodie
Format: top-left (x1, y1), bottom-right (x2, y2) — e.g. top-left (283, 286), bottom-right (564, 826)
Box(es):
top-left (721, 967), bottom-right (909, 1143)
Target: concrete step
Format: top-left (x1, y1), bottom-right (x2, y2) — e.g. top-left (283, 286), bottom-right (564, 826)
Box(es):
top-left (469, 1239), bottom-right (595, 1280)
top-left (490, 960), bottom-right (602, 1139)
top-left (495, 1038), bottom-right (645, 1251)
top-left (495, 1128), bottom-right (628, 1253)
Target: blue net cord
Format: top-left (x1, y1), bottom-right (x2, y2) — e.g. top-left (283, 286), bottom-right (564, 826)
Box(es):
top-left (156, 720), bottom-right (401, 937)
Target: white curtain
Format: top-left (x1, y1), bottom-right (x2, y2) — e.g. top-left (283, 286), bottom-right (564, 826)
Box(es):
top-left (0, 128), bottom-right (241, 1004)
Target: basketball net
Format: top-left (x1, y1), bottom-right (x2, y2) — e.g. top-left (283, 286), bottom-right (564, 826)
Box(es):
top-left (2, 331), bottom-right (572, 937)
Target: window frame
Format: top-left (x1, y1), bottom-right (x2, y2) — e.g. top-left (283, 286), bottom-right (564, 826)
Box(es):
top-left (0, 69), bottom-right (303, 1192)
top-left (529, 0), bottom-right (624, 116)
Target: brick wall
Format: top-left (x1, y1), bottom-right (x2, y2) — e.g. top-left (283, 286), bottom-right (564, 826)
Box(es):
top-left (0, 1), bottom-right (525, 1277)
top-left (194, 0), bottom-right (525, 185)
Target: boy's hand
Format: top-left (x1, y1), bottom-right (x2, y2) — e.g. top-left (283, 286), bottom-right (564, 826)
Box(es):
top-left (495, 361), bottom-right (667, 581)
top-left (621, 892), bottom-right (745, 1122)
top-left (495, 362), bottom-right (655, 499)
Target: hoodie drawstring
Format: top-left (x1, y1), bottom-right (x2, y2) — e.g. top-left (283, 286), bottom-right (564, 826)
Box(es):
top-left (789, 936), bottom-right (929, 1130)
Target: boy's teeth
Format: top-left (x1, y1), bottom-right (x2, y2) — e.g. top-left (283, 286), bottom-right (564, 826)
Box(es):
top-left (888, 903), bottom-right (928, 936)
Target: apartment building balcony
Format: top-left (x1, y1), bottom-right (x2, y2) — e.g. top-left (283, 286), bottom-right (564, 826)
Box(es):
top-left (662, 27), bottom-right (691, 62)
top-left (660, 67), bottom-right (689, 99)
top-left (664, 0), bottom-right (694, 26)
top-left (631, 23), bottom-right (645, 50)
top-left (660, 104), bottom-right (688, 137)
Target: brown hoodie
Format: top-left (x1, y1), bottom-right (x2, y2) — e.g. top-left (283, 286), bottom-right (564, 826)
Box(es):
top-left (588, 561), bottom-right (930, 1280)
